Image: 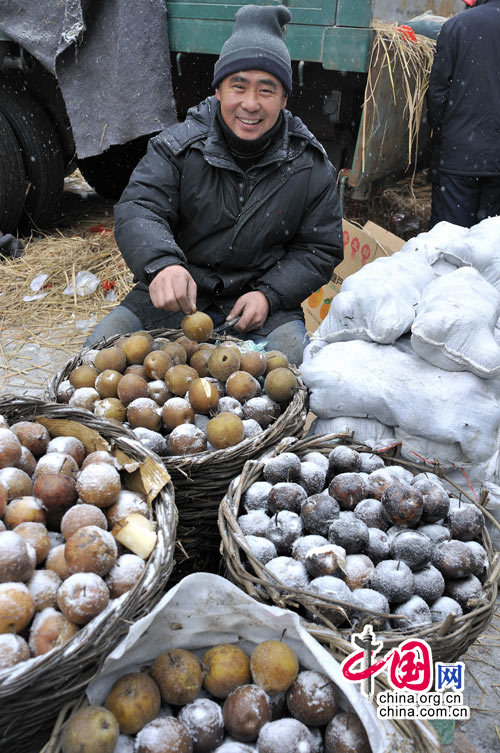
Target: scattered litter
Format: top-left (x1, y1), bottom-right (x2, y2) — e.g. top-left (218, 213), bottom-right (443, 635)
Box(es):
top-left (23, 292), bottom-right (48, 302)
top-left (29, 273), bottom-right (49, 292)
top-left (63, 271), bottom-right (100, 296)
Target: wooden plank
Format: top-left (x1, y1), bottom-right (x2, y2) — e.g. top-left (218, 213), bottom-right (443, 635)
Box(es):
top-left (322, 27), bottom-right (373, 72)
top-left (166, 0), bottom-right (335, 26)
top-left (167, 0), bottom-right (336, 26)
top-left (336, 0), bottom-right (372, 28)
top-left (168, 17), bottom-right (325, 61)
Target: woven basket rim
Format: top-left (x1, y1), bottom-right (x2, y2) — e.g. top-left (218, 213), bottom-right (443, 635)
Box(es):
top-left (48, 327), bottom-right (244, 402)
top-left (0, 395), bottom-right (177, 693)
top-left (47, 328), bottom-right (308, 469)
top-left (219, 432), bottom-right (500, 658)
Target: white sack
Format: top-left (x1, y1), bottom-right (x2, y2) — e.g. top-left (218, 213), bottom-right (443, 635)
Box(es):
top-left (393, 427), bottom-right (463, 467)
top-left (315, 251), bottom-right (435, 345)
top-left (309, 416), bottom-right (396, 451)
top-left (85, 573), bottom-right (395, 753)
top-left (441, 215), bottom-right (500, 290)
top-left (429, 257), bottom-right (459, 277)
top-left (302, 335), bottom-right (328, 363)
top-left (475, 480), bottom-right (500, 550)
top-left (300, 339), bottom-right (500, 466)
top-left (411, 267), bottom-right (500, 378)
top-left (400, 220), bottom-right (468, 265)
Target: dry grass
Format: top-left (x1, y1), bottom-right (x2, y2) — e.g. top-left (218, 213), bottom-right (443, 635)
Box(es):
top-left (361, 23), bottom-right (436, 175)
top-left (0, 215), bottom-right (132, 339)
top-left (0, 175), bottom-right (134, 394)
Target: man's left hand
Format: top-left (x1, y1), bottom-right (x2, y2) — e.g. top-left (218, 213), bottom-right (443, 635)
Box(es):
top-left (227, 291), bottom-right (269, 332)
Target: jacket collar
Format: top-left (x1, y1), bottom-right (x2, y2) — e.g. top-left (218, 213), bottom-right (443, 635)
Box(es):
top-left (163, 96), bottom-right (328, 166)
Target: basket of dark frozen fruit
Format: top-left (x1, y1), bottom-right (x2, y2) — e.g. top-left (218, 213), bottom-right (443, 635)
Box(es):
top-left (219, 433), bottom-right (500, 663)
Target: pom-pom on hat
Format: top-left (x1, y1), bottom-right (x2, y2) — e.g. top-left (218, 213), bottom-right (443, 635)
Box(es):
top-left (212, 4), bottom-right (292, 94)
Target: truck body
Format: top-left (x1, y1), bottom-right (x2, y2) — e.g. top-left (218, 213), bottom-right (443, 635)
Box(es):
top-left (0, 0), bottom-right (460, 235)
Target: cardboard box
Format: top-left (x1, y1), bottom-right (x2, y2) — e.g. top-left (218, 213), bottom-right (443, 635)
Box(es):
top-left (362, 221), bottom-right (405, 254)
top-left (301, 219), bottom-right (404, 333)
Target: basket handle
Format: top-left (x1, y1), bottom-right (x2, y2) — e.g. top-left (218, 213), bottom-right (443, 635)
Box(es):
top-left (486, 552), bottom-right (500, 588)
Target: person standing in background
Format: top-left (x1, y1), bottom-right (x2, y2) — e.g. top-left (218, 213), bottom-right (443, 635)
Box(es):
top-left (427, 0), bottom-right (500, 228)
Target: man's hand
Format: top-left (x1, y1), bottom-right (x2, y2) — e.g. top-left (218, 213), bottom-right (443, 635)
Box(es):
top-left (149, 265), bottom-right (197, 314)
top-left (227, 291), bottom-right (269, 332)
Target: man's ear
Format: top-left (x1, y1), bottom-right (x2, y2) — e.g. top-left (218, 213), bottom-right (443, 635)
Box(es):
top-left (281, 94), bottom-right (288, 109)
top-left (215, 88), bottom-right (221, 102)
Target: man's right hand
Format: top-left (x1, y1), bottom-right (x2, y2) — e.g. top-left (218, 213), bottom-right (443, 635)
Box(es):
top-left (149, 265), bottom-right (197, 314)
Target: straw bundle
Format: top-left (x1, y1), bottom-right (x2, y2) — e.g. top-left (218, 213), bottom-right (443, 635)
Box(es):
top-left (0, 225), bottom-right (132, 338)
top-left (0, 187), bottom-right (134, 394)
top-left (344, 171), bottom-right (432, 240)
top-left (360, 23), bottom-right (436, 176)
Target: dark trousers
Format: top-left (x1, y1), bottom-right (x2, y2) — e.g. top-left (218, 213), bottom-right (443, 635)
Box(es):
top-left (429, 173), bottom-right (500, 229)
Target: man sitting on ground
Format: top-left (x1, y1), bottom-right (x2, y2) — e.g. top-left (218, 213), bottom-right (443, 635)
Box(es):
top-left (85, 4), bottom-right (342, 364)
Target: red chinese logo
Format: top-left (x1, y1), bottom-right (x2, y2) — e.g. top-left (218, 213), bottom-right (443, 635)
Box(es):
top-left (389, 640), bottom-right (433, 691)
top-left (341, 636), bottom-right (433, 694)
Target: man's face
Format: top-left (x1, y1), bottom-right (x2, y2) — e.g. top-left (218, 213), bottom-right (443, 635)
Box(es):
top-left (216, 70), bottom-right (287, 140)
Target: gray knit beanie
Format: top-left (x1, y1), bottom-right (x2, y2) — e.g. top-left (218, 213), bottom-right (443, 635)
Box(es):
top-left (212, 5), bottom-right (292, 94)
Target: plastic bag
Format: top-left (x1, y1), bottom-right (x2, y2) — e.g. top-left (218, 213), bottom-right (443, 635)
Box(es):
top-left (63, 271), bottom-right (100, 296)
top-left (23, 272), bottom-right (49, 301)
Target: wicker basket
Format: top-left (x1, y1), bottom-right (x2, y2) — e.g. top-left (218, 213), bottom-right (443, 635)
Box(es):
top-left (0, 396), bottom-right (177, 753)
top-left (49, 329), bottom-right (308, 577)
top-left (39, 572), bottom-right (443, 753)
top-left (219, 433), bottom-right (500, 664)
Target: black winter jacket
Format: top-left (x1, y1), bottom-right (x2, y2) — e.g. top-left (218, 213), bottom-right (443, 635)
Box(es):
top-left (427, 0), bottom-right (500, 176)
top-left (115, 97), bottom-right (342, 334)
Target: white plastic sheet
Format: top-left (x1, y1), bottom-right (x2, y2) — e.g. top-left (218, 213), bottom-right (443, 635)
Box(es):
top-left (86, 573), bottom-right (398, 753)
top-left (308, 416), bottom-right (396, 452)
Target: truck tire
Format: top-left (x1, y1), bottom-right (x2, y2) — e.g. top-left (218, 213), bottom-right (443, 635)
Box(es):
top-left (0, 86), bottom-right (65, 231)
top-left (0, 110), bottom-right (25, 236)
top-left (77, 134), bottom-right (152, 200)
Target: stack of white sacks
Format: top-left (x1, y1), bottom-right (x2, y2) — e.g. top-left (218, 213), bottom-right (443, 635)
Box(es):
top-left (301, 216), bottom-right (500, 502)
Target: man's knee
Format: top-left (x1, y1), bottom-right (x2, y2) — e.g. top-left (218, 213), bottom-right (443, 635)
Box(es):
top-left (265, 320), bottom-right (308, 366)
top-left (84, 306), bottom-right (144, 348)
